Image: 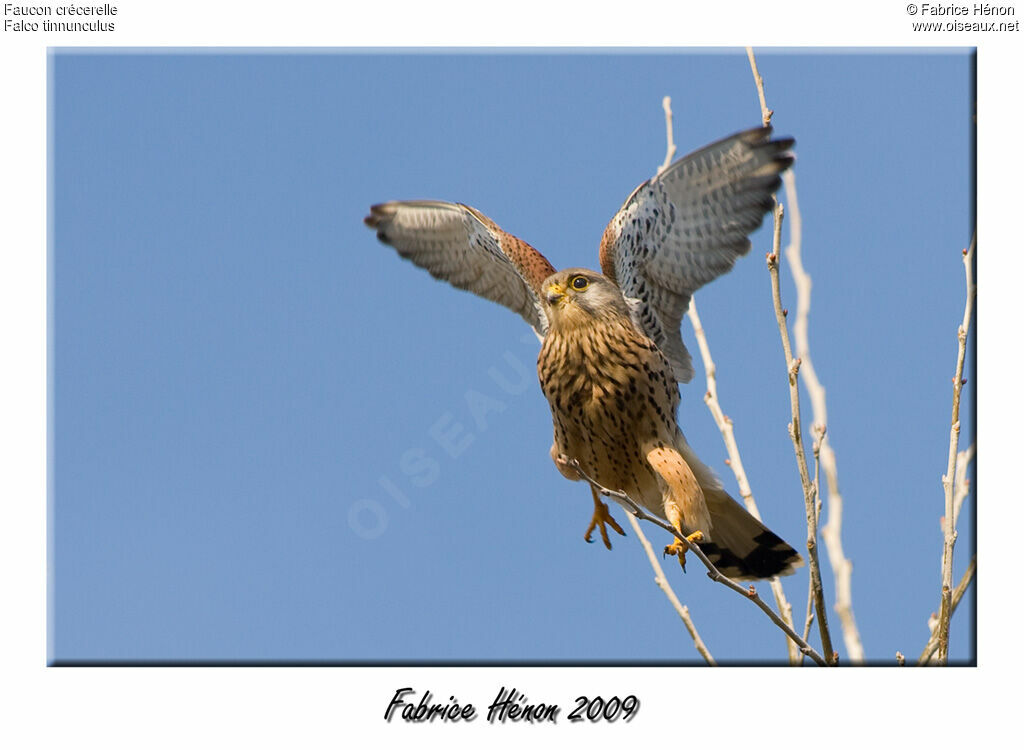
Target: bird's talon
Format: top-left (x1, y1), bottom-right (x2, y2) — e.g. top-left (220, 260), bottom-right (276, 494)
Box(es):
top-left (664, 530), bottom-right (704, 574)
top-left (585, 496), bottom-right (625, 550)
top-left (663, 540), bottom-right (688, 571)
top-left (663, 540), bottom-right (687, 557)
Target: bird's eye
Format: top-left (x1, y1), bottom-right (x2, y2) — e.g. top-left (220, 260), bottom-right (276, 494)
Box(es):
top-left (571, 276), bottom-right (589, 291)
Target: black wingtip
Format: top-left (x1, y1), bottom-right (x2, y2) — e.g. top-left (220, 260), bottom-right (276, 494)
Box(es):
top-left (773, 136), bottom-right (796, 152)
top-left (750, 126), bottom-right (796, 152)
top-left (761, 135), bottom-right (796, 173)
top-left (364, 203), bottom-right (391, 229)
top-left (775, 154), bottom-right (796, 171)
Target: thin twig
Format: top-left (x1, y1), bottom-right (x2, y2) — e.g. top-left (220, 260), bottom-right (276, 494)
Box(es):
top-left (920, 555), bottom-right (976, 665)
top-left (766, 207), bottom-right (837, 665)
top-left (569, 460), bottom-right (828, 666)
top-left (687, 301), bottom-right (799, 664)
top-left (929, 444), bottom-right (974, 663)
top-left (812, 425), bottom-right (822, 526)
top-left (781, 170), bottom-right (865, 663)
top-left (952, 443), bottom-right (975, 527)
top-left (625, 513), bottom-right (716, 664)
top-left (936, 232), bottom-right (976, 664)
top-left (799, 570), bottom-right (815, 667)
top-left (745, 47), bottom-right (773, 127)
top-left (798, 427), bottom-right (824, 666)
top-left (657, 96), bottom-right (677, 175)
top-left (748, 46), bottom-right (837, 666)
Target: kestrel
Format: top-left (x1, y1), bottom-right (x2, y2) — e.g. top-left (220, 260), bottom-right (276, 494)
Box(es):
top-left (365, 126), bottom-right (803, 580)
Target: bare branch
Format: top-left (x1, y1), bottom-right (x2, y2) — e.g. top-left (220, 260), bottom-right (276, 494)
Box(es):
top-left (657, 96), bottom-right (677, 175)
top-left (568, 459), bottom-right (829, 666)
top-left (625, 513), bottom-right (716, 664)
top-left (781, 170), bottom-right (865, 663)
top-left (952, 443), bottom-right (975, 528)
top-left (687, 300), bottom-right (799, 663)
top-left (936, 232), bottom-right (977, 664)
top-left (766, 206), bottom-right (837, 665)
top-left (812, 425), bottom-right (822, 526)
top-left (686, 303), bottom-right (756, 518)
top-left (799, 571), bottom-right (815, 667)
top-left (748, 46), bottom-right (837, 666)
top-left (920, 555), bottom-right (976, 665)
top-left (798, 426), bottom-right (824, 666)
top-left (745, 47), bottom-right (773, 127)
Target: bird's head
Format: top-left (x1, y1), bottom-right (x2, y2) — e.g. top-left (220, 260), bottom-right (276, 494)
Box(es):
top-left (542, 268), bottom-right (630, 330)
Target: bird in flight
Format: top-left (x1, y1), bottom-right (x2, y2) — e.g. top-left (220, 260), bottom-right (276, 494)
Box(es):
top-left (365, 126), bottom-right (803, 580)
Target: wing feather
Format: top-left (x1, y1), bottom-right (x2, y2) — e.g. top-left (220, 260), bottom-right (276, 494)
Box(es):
top-left (364, 201), bottom-right (556, 335)
top-left (599, 127), bottom-right (795, 382)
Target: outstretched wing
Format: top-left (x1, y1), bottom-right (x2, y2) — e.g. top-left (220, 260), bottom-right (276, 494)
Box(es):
top-left (365, 201), bottom-right (556, 336)
top-left (599, 126), bottom-right (795, 382)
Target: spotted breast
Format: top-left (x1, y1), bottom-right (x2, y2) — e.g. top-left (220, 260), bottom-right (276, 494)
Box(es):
top-left (537, 312), bottom-right (692, 524)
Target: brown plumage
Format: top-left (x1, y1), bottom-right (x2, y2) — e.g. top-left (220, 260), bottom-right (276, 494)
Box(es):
top-left (365, 126), bottom-right (802, 580)
top-left (537, 269), bottom-right (801, 579)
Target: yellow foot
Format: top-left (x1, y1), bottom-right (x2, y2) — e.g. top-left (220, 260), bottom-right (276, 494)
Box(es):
top-left (663, 531), bottom-right (704, 572)
top-left (585, 490), bottom-right (626, 549)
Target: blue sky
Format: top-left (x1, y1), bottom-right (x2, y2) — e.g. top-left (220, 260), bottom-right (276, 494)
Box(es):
top-left (49, 50), bottom-right (974, 664)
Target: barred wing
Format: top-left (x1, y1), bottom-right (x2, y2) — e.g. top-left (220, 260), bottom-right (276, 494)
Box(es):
top-left (365, 201), bottom-right (556, 336)
top-left (599, 127), bottom-right (795, 382)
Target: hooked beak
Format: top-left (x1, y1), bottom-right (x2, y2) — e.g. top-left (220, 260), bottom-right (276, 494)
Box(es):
top-left (546, 282), bottom-right (566, 305)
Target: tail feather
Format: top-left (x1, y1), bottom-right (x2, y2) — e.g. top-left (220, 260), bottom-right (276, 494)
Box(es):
top-left (702, 486), bottom-right (804, 580)
top-left (675, 433), bottom-right (803, 581)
